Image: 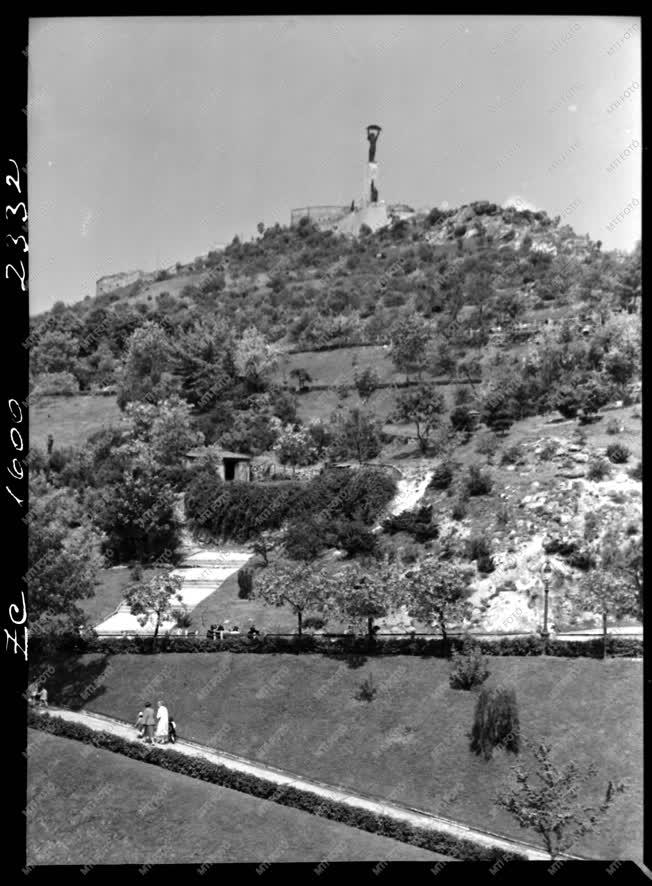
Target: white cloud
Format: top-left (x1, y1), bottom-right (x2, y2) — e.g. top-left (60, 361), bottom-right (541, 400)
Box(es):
top-left (503, 194), bottom-right (539, 212)
top-left (568, 104), bottom-right (578, 112)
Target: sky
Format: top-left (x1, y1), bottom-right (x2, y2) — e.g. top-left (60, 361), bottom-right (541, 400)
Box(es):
top-left (28, 15), bottom-right (641, 315)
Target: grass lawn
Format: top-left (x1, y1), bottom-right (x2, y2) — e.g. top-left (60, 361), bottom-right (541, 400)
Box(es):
top-left (30, 394), bottom-right (124, 450)
top-left (43, 653), bottom-right (643, 860)
top-left (27, 730), bottom-right (445, 864)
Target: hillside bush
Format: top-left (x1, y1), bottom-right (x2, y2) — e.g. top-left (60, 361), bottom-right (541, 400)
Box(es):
top-left (449, 405), bottom-right (476, 437)
top-left (605, 418), bottom-right (623, 435)
top-left (382, 505), bottom-right (439, 543)
top-left (31, 372), bottom-right (80, 397)
top-left (331, 519), bottom-right (378, 557)
top-left (449, 640), bottom-right (491, 690)
top-left (428, 462), bottom-right (454, 490)
top-left (451, 495), bottom-right (468, 521)
top-left (628, 460), bottom-right (642, 481)
top-left (586, 457), bottom-right (611, 482)
top-left (500, 444), bottom-right (524, 466)
top-left (465, 465), bottom-right (493, 496)
top-left (605, 442), bottom-right (630, 464)
top-left (297, 467), bottom-right (396, 526)
top-left (185, 469), bottom-right (302, 542)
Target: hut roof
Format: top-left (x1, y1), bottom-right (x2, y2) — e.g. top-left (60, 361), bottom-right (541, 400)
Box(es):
top-left (186, 446), bottom-right (251, 461)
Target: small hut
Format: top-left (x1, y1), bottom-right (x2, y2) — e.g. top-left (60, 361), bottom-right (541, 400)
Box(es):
top-left (185, 446), bottom-right (252, 482)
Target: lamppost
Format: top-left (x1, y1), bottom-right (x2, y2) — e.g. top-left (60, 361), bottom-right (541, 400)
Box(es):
top-left (541, 558), bottom-right (553, 651)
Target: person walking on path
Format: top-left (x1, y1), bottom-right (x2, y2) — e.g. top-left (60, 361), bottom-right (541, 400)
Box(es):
top-left (168, 713), bottom-right (177, 744)
top-left (141, 702), bottom-right (156, 743)
top-left (155, 700), bottom-right (169, 744)
top-left (135, 710), bottom-right (145, 739)
top-left (39, 687), bottom-right (48, 708)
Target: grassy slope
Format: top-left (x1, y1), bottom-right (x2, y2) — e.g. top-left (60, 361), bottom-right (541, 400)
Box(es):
top-left (30, 394), bottom-right (124, 450)
top-left (79, 566), bottom-right (168, 627)
top-left (27, 730), bottom-right (444, 864)
top-left (44, 653), bottom-right (643, 860)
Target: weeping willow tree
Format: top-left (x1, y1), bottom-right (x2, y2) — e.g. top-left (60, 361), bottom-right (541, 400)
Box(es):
top-left (470, 686), bottom-right (520, 760)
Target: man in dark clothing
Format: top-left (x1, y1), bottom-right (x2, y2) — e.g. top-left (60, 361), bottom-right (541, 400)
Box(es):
top-left (142, 702), bottom-right (156, 743)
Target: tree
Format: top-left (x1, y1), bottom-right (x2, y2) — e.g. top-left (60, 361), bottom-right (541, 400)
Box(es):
top-left (273, 423), bottom-right (318, 473)
top-left (325, 556), bottom-right (404, 643)
top-left (124, 570), bottom-right (183, 648)
top-left (31, 329), bottom-right (79, 375)
top-left (117, 321), bottom-right (180, 408)
top-left (481, 389), bottom-right (514, 436)
top-left (93, 463), bottom-right (181, 564)
top-left (233, 326), bottom-right (279, 390)
top-left (573, 532), bottom-right (640, 659)
top-left (123, 397), bottom-right (204, 485)
top-left (353, 367), bottom-right (380, 403)
top-left (27, 477), bottom-right (104, 640)
top-left (404, 557), bottom-right (473, 653)
top-left (254, 558), bottom-right (328, 636)
top-left (495, 741), bottom-right (626, 859)
top-left (390, 315), bottom-right (432, 380)
top-left (470, 686), bottom-right (520, 760)
top-left (392, 385), bottom-right (446, 454)
top-left (328, 407), bottom-right (382, 464)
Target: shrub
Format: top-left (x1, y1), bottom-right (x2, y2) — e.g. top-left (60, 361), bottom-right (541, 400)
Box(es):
top-left (284, 517), bottom-right (326, 561)
top-left (130, 564), bottom-right (143, 582)
top-left (470, 686), bottom-right (520, 760)
top-left (31, 371), bottom-right (80, 398)
top-left (465, 465), bottom-right (493, 496)
top-left (628, 460), bottom-right (642, 481)
top-left (466, 535), bottom-right (491, 561)
top-left (605, 418), bottom-right (622, 435)
top-left (449, 405), bottom-right (476, 436)
top-left (332, 519), bottom-right (378, 557)
top-left (382, 505), bottom-right (439, 542)
top-left (454, 385), bottom-right (474, 406)
top-left (302, 616), bottom-right (328, 632)
top-left (586, 457), bottom-right (611, 482)
top-left (449, 640), bottom-right (491, 690)
top-left (186, 472), bottom-right (302, 542)
top-left (428, 462), bottom-right (454, 490)
top-left (237, 567), bottom-right (254, 599)
top-left (355, 674), bottom-right (377, 702)
top-left (500, 444), bottom-right (524, 466)
top-left (476, 553), bottom-right (496, 574)
top-left (495, 504), bottom-right (511, 527)
top-left (605, 442), bottom-right (630, 464)
top-left (538, 441), bottom-right (558, 462)
top-left (451, 496), bottom-right (468, 521)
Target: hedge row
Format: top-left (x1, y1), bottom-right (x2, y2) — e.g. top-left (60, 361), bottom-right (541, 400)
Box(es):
top-left (28, 709), bottom-right (526, 862)
top-left (33, 633), bottom-right (643, 659)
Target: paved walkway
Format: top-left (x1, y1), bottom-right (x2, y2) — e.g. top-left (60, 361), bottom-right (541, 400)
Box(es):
top-left (33, 706), bottom-right (573, 861)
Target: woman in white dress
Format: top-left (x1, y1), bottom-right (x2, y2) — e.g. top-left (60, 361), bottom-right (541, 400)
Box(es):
top-left (155, 700), bottom-right (169, 744)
